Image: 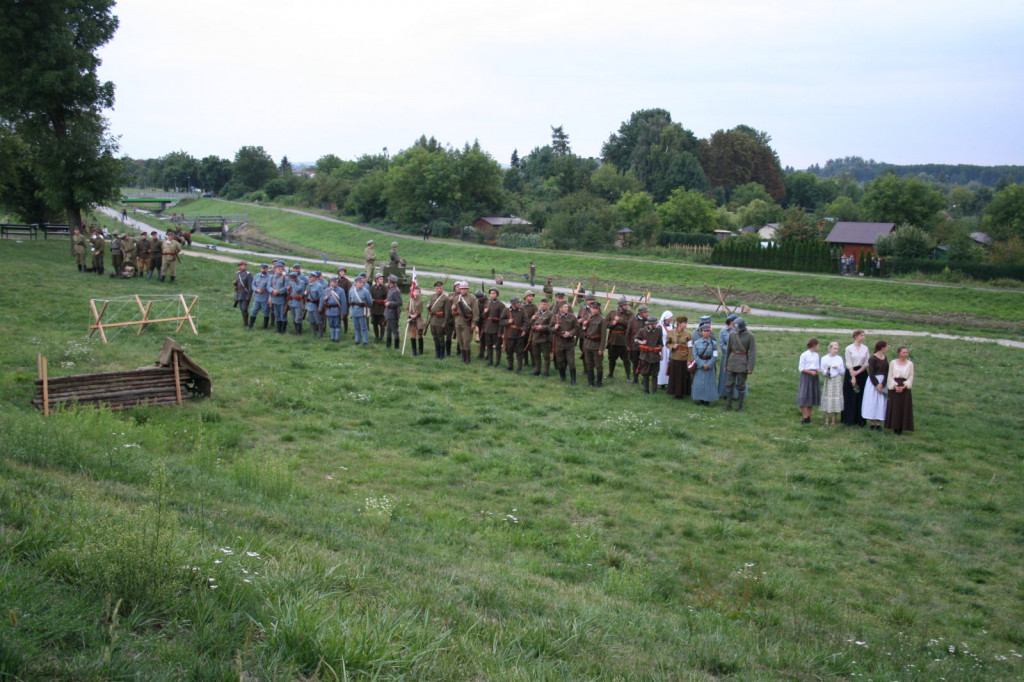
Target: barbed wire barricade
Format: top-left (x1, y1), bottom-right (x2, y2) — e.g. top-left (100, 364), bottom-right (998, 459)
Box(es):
top-left (88, 294), bottom-right (199, 343)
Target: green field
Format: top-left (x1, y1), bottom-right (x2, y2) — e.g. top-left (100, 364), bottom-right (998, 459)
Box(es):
top-left (1, 238), bottom-right (1022, 680)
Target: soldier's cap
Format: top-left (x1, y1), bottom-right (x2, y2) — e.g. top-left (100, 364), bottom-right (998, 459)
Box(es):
top-left (726, 313), bottom-right (738, 323)
top-left (555, 292), bottom-right (565, 297)
top-left (509, 295), bottom-right (520, 304)
top-left (699, 323), bottom-right (712, 332)
top-left (434, 280), bottom-right (444, 287)
top-left (391, 241), bottom-right (398, 248)
top-left (338, 267), bottom-right (347, 273)
top-left (259, 263), bottom-right (269, 268)
top-left (329, 275), bottom-right (339, 281)
top-left (151, 231), bottom-right (158, 236)
top-left (734, 317), bottom-right (747, 332)
top-left (474, 291), bottom-right (485, 299)
top-left (357, 272), bottom-right (367, 279)
top-left (489, 287), bottom-right (499, 294)
top-left (589, 301), bottom-right (601, 309)
top-left (388, 274), bottom-right (398, 283)
top-left (585, 293), bottom-right (596, 300)
top-left (699, 314), bottom-right (712, 324)
top-left (366, 239), bottom-right (374, 245)
top-left (619, 296), bottom-right (628, 306)
top-left (287, 271), bottom-right (298, 277)
top-left (375, 274), bottom-right (384, 281)
top-left (292, 263), bottom-right (302, 269)
top-left (638, 305), bottom-right (649, 313)
top-left (237, 261), bottom-right (247, 266)
top-left (540, 298), bottom-right (548, 303)
top-left (524, 290), bottom-right (535, 297)
top-left (273, 259), bottom-right (285, 266)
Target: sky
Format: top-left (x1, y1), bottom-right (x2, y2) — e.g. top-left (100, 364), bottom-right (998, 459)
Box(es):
top-left (97, 0), bottom-right (1024, 170)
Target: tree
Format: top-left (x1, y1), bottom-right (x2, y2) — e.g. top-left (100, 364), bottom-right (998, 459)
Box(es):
top-left (197, 155), bottom-right (232, 195)
top-left (230, 146), bottom-right (278, 194)
top-left (737, 199), bottom-right (782, 229)
top-left (158, 151), bottom-right (198, 191)
top-left (729, 182), bottom-right (773, 208)
top-left (551, 125), bottom-right (571, 156)
top-left (862, 173), bottom-right (945, 231)
top-left (874, 223), bottom-right (933, 259)
top-left (824, 195), bottom-right (861, 222)
top-left (546, 191), bottom-right (616, 250)
top-left (0, 125), bottom-right (58, 224)
top-left (589, 162), bottom-right (642, 202)
top-left (602, 108), bottom-right (705, 201)
top-left (655, 188), bottom-right (718, 234)
top-left (0, 0), bottom-right (124, 228)
top-left (774, 207), bottom-right (820, 242)
top-left (614, 190), bottom-right (660, 243)
top-left (700, 126), bottom-right (785, 202)
top-left (784, 171), bottom-right (838, 210)
top-left (982, 183), bottom-right (1024, 241)
top-left (510, 149), bottom-right (520, 169)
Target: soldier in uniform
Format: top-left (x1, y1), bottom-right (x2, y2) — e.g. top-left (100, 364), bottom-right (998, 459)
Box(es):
top-left (626, 304), bottom-right (650, 384)
top-left (552, 302), bottom-right (579, 385)
top-left (451, 281), bottom-right (479, 364)
top-left (389, 241), bottom-right (401, 267)
top-left (426, 281), bottom-right (451, 360)
top-left (159, 233), bottom-right (183, 282)
top-left (576, 292), bottom-right (596, 352)
top-left (321, 275), bottom-right (348, 342)
top-left (520, 291), bottom-right (538, 367)
top-left (89, 229), bottom-right (106, 275)
top-left (233, 261), bottom-right (254, 328)
top-left (135, 232), bottom-right (150, 277)
top-left (581, 300), bottom-right (607, 387)
top-left (406, 285), bottom-right (426, 356)
top-left (501, 295), bottom-right (529, 372)
top-left (636, 314), bottom-right (664, 394)
top-left (336, 267), bottom-right (352, 334)
top-left (148, 231), bottom-right (162, 279)
top-left (348, 273), bottom-right (373, 345)
top-left (542, 277), bottom-right (554, 300)
top-left (724, 317), bottom-right (756, 412)
top-left (269, 261), bottom-right (289, 333)
top-left (481, 287), bottom-right (506, 367)
top-left (364, 239), bottom-right (377, 281)
top-left (305, 270), bottom-right (326, 338)
top-left (121, 232), bottom-right (136, 276)
top-left (109, 232), bottom-right (123, 276)
top-left (604, 297), bottom-right (631, 381)
top-left (384, 274), bottom-right (403, 349)
top-left (285, 270), bottom-right (307, 334)
top-left (369, 274), bottom-right (388, 342)
top-left (248, 263), bottom-right (273, 330)
top-left (474, 290), bottom-right (487, 359)
top-left (528, 298), bottom-right (554, 376)
top-left (291, 263), bottom-right (309, 286)
top-left (72, 228), bottom-right (88, 272)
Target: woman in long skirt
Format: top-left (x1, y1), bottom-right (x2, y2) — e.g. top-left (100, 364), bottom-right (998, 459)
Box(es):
top-left (885, 346), bottom-right (915, 434)
top-left (666, 316), bottom-right (693, 398)
top-left (691, 324), bottom-right (719, 405)
top-left (842, 330), bottom-right (869, 426)
top-left (797, 338), bottom-right (821, 424)
top-left (657, 311), bottom-right (673, 390)
top-left (819, 341), bottom-right (845, 425)
top-left (861, 340), bottom-right (889, 431)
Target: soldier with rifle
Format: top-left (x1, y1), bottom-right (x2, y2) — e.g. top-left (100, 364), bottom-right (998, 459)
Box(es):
top-left (501, 295), bottom-right (529, 372)
top-left (626, 304), bottom-right (650, 384)
top-left (635, 314), bottom-right (664, 394)
top-left (481, 287), bottom-right (506, 367)
top-left (248, 263), bottom-right (273, 330)
top-left (384, 274), bottom-right (403, 350)
top-left (582, 300), bottom-right (607, 387)
top-left (427, 280), bottom-right (451, 360)
top-left (520, 291), bottom-right (538, 367)
top-left (285, 270), bottom-right (307, 335)
top-left (233, 261), bottom-right (254, 328)
top-left (529, 298), bottom-right (554, 377)
top-left (321, 275), bottom-right (348, 343)
top-left (552, 301), bottom-right (579, 385)
top-left (605, 297), bottom-right (632, 381)
top-left (451, 281), bottom-right (479, 364)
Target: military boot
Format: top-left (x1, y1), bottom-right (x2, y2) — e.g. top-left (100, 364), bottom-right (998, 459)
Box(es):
top-left (411, 340), bottom-right (418, 356)
top-left (587, 370), bottom-right (595, 387)
top-left (445, 340), bottom-right (452, 357)
top-left (596, 370), bottom-right (603, 388)
top-left (724, 396), bottom-right (733, 411)
top-left (418, 338), bottom-right (424, 356)
top-left (263, 316), bottom-right (270, 330)
top-left (507, 355), bottom-right (514, 371)
top-left (736, 395), bottom-right (745, 412)
top-left (247, 316), bottom-right (256, 330)
top-left (242, 310), bottom-right (249, 328)
top-left (559, 367), bottom-right (566, 382)
top-left (643, 376), bottom-right (651, 394)
top-left (570, 368), bottom-right (577, 386)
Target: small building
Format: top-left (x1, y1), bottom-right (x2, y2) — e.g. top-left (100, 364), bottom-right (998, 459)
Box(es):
top-left (824, 221), bottom-right (896, 259)
top-left (474, 216), bottom-right (532, 230)
top-left (758, 223), bottom-right (778, 241)
top-left (970, 231), bottom-right (992, 246)
top-left (713, 229), bottom-right (735, 242)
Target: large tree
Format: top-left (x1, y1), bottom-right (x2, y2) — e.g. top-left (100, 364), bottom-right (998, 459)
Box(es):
top-left (700, 126), bottom-right (785, 202)
top-left (230, 146), bottom-right (278, 194)
top-left (982, 183), bottom-right (1024, 241)
top-left (862, 173), bottom-right (945, 231)
top-left (655, 188), bottom-right (718, 234)
top-left (0, 0), bottom-right (123, 228)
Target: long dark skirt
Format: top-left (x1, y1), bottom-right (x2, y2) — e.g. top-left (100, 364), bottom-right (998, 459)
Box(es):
top-left (797, 373), bottom-right (821, 407)
top-left (666, 359), bottom-right (692, 398)
top-left (842, 368), bottom-right (868, 426)
top-left (885, 388), bottom-right (914, 432)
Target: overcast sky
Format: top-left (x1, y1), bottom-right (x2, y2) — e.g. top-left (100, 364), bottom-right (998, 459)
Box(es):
top-left (98, 0), bottom-right (1024, 170)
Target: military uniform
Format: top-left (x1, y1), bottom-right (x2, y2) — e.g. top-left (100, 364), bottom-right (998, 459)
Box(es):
top-left (552, 305), bottom-right (579, 384)
top-left (305, 273), bottom-right (326, 338)
top-left (285, 273), bottom-right (307, 333)
top-left (248, 265), bottom-right (273, 330)
top-left (384, 276), bottom-right (403, 349)
top-left (426, 283), bottom-right (451, 360)
top-left (148, 232), bottom-right (162, 278)
top-left (159, 236), bottom-right (182, 282)
top-left (234, 263), bottom-right (254, 328)
top-left (636, 320), bottom-right (664, 394)
top-left (321, 278), bottom-right (348, 342)
top-left (121, 235), bottom-right (136, 276)
top-left (481, 289), bottom-right (506, 367)
top-left (451, 284), bottom-right (479, 364)
top-left (520, 293), bottom-right (538, 366)
top-left (135, 234), bottom-right (151, 276)
top-left (605, 300), bottom-right (632, 380)
top-left (501, 298), bottom-right (529, 372)
top-left (370, 277), bottom-right (388, 341)
top-left (626, 308), bottom-right (650, 384)
top-left (89, 232), bottom-right (105, 275)
top-left (364, 240), bottom-right (377, 281)
top-left (724, 318), bottom-right (756, 411)
top-left (529, 303), bottom-right (554, 376)
top-left (406, 289), bottom-right (426, 356)
top-left (581, 305), bottom-right (607, 387)
top-left (349, 277), bottom-right (373, 345)
top-left (72, 230), bottom-right (88, 272)
top-left (110, 234), bottom-right (123, 275)
top-left (269, 266), bottom-right (289, 333)
top-left (337, 271), bottom-right (353, 334)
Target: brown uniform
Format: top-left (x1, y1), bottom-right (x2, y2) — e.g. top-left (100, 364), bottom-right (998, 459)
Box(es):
top-left (501, 304), bottom-right (529, 372)
top-left (636, 323), bottom-right (664, 393)
top-left (605, 305), bottom-right (632, 379)
top-left (529, 306), bottom-right (554, 376)
top-left (481, 295), bottom-right (506, 366)
top-left (581, 309), bottom-right (607, 386)
top-left (552, 309), bottom-right (579, 384)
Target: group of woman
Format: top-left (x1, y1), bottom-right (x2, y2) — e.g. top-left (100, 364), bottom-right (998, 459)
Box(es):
top-left (797, 329), bottom-right (915, 434)
top-left (650, 312), bottom-right (746, 406)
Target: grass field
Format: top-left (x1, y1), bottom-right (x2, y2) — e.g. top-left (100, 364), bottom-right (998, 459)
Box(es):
top-left (155, 198), bottom-right (1024, 335)
top-left (1, 238), bottom-right (1022, 680)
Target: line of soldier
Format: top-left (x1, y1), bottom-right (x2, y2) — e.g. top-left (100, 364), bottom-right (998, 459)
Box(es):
top-left (71, 226), bottom-right (184, 282)
top-left (230, 264), bottom-right (758, 404)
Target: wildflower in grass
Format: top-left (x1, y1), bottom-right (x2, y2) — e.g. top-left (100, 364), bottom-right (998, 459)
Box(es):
top-left (364, 495), bottom-right (395, 518)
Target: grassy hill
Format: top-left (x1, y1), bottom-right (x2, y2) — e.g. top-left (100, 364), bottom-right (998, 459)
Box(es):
top-left (1, 238), bottom-right (1022, 680)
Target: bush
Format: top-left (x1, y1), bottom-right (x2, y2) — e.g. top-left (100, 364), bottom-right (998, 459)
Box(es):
top-left (712, 238), bottom-right (833, 272)
top-left (886, 258), bottom-right (1024, 281)
top-left (498, 233), bottom-right (541, 249)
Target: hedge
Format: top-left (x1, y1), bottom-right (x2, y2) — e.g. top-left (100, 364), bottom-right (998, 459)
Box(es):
top-left (886, 258), bottom-right (1024, 281)
top-left (658, 232), bottom-right (717, 247)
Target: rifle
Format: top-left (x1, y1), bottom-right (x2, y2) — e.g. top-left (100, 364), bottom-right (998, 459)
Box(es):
top-left (501, 308), bottom-right (512, 352)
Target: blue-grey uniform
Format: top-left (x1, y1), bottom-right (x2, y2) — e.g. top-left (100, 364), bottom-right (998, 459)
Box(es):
top-left (269, 268), bottom-right (289, 333)
top-left (291, 264), bottom-right (309, 287)
top-left (384, 275), bottom-right (403, 349)
top-left (348, 276), bottom-right (372, 345)
top-left (249, 265), bottom-right (272, 328)
top-left (305, 274), bottom-right (326, 337)
top-left (691, 325), bottom-right (719, 404)
top-left (286, 273), bottom-right (307, 330)
top-left (321, 277), bottom-right (349, 342)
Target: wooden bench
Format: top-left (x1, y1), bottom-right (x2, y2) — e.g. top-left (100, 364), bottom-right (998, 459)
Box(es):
top-left (1, 223), bottom-right (38, 239)
top-left (40, 223), bottom-right (71, 239)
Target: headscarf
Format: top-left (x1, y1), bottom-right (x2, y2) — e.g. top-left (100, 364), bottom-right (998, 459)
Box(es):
top-left (658, 310), bottom-right (674, 331)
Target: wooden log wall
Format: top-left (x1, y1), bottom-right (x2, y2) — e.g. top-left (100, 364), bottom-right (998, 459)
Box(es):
top-left (33, 366), bottom-right (194, 412)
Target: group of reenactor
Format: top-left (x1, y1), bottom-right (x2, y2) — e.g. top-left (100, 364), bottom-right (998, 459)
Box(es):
top-left (71, 226), bottom-right (185, 282)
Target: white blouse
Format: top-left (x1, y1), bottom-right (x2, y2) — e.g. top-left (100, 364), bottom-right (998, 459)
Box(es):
top-left (820, 354), bottom-right (845, 378)
top-left (845, 342), bottom-right (869, 370)
top-left (887, 359), bottom-right (915, 390)
top-left (798, 349), bottom-right (820, 373)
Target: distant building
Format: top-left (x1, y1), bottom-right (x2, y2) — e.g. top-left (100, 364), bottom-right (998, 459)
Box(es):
top-left (758, 223), bottom-right (778, 241)
top-left (824, 221), bottom-right (896, 258)
top-left (474, 216), bottom-right (533, 230)
top-left (970, 231), bottom-right (992, 246)
top-left (713, 229), bottom-right (735, 242)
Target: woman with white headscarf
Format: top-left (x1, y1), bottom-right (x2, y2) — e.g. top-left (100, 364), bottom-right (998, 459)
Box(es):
top-left (657, 311), bottom-right (673, 389)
